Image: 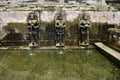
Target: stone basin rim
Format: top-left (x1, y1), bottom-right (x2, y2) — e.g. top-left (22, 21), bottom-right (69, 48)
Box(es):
top-left (0, 46), bottom-right (95, 50)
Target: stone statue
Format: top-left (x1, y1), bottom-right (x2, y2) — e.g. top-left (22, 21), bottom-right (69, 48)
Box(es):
top-left (55, 12), bottom-right (66, 47)
top-left (79, 12), bottom-right (91, 46)
top-left (27, 12), bottom-right (39, 48)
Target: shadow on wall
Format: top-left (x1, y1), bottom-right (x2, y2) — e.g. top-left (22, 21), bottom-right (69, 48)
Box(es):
top-left (1, 20), bottom-right (117, 46)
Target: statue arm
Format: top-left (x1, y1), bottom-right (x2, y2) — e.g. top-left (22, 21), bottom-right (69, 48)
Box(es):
top-left (79, 20), bottom-right (84, 27)
top-left (55, 20), bottom-right (60, 27)
top-left (87, 20), bottom-right (91, 27)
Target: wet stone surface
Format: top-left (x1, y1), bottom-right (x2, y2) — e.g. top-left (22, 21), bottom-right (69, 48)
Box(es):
top-left (0, 49), bottom-right (119, 80)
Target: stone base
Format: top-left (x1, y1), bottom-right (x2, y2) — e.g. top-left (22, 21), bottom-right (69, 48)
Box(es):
top-left (79, 43), bottom-right (89, 46)
top-left (29, 42), bottom-right (39, 48)
top-left (56, 42), bottom-right (65, 47)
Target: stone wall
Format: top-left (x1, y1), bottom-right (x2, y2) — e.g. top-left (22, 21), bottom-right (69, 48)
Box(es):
top-left (0, 10), bottom-right (119, 45)
top-left (0, 11), bottom-right (119, 28)
top-left (0, 11), bottom-right (30, 27)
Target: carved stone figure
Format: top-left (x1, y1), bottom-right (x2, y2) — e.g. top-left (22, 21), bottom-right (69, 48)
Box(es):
top-left (55, 12), bottom-right (66, 47)
top-left (27, 12), bottom-right (39, 48)
top-left (79, 12), bottom-right (91, 46)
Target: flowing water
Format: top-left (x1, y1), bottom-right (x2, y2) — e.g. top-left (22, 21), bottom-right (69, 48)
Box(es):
top-left (0, 49), bottom-right (119, 80)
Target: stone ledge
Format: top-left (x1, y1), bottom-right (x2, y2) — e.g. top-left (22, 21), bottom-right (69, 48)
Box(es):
top-left (94, 42), bottom-right (120, 67)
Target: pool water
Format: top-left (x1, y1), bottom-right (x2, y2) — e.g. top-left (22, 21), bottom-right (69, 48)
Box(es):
top-left (0, 49), bottom-right (119, 80)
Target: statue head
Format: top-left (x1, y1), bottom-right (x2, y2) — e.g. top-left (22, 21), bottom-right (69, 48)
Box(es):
top-left (82, 12), bottom-right (90, 20)
top-left (57, 12), bottom-right (63, 20)
top-left (29, 12), bottom-right (35, 20)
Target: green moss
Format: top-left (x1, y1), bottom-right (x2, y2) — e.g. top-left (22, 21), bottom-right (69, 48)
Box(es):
top-left (90, 22), bottom-right (115, 42)
top-left (0, 5), bottom-right (5, 7)
top-left (2, 21), bottom-right (117, 45)
top-left (3, 23), bottom-right (28, 32)
top-left (66, 18), bottom-right (79, 29)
